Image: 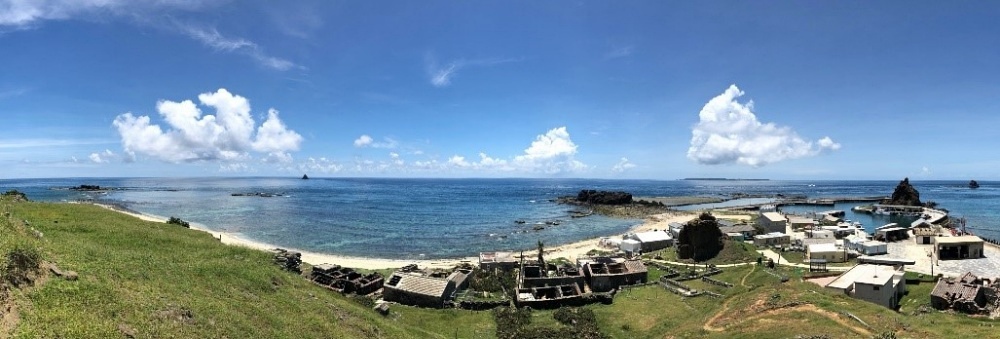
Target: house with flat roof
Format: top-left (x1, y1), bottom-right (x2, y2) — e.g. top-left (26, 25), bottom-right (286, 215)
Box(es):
top-left (807, 243), bottom-right (846, 263)
top-left (843, 236), bottom-right (887, 256)
top-left (758, 212), bottom-right (787, 234)
top-left (788, 216), bottom-right (815, 231)
top-left (625, 230), bottom-right (673, 252)
top-left (719, 224), bottom-right (757, 240)
top-left (754, 232), bottom-right (790, 247)
top-left (935, 236), bottom-right (985, 260)
top-left (825, 264), bottom-right (906, 309)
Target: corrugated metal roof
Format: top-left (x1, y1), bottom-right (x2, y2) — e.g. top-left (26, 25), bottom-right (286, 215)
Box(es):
top-left (392, 274), bottom-right (450, 297)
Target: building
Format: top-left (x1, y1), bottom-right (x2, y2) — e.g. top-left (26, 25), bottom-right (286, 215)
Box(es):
top-left (825, 264), bottom-right (906, 309)
top-left (625, 230), bottom-right (673, 252)
top-left (874, 227), bottom-right (909, 242)
top-left (930, 272), bottom-right (1000, 315)
top-left (935, 236), bottom-right (985, 260)
top-left (667, 222), bottom-right (685, 238)
top-left (619, 239), bottom-right (642, 254)
top-left (719, 224), bottom-right (757, 240)
top-left (807, 243), bottom-right (846, 263)
top-left (911, 222), bottom-right (940, 245)
top-left (754, 232), bottom-right (790, 247)
top-left (310, 264), bottom-right (384, 295)
top-left (725, 232), bottom-right (745, 241)
top-left (788, 216), bottom-right (815, 231)
top-left (383, 270), bottom-right (469, 308)
top-left (758, 212), bottom-right (787, 234)
top-left (479, 251), bottom-right (518, 271)
top-left (580, 257), bottom-right (648, 292)
top-left (806, 229), bottom-right (835, 240)
top-left (843, 236), bottom-right (888, 256)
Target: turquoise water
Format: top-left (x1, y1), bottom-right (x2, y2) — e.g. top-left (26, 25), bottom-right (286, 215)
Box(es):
top-left (3, 178), bottom-right (998, 259)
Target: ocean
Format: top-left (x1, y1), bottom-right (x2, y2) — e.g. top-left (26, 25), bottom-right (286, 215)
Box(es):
top-left (3, 178), bottom-right (998, 259)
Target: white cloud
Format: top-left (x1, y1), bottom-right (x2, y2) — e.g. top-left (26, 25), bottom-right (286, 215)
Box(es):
top-left (352, 134), bottom-right (397, 148)
top-left (605, 45), bottom-right (634, 59)
top-left (687, 84), bottom-right (841, 167)
top-left (219, 162), bottom-right (253, 173)
top-left (175, 24), bottom-right (299, 71)
top-left (611, 157), bottom-right (636, 173)
top-left (425, 54), bottom-right (522, 88)
top-left (353, 135), bottom-right (373, 147)
top-left (389, 152), bottom-right (404, 165)
top-left (88, 149), bottom-right (116, 164)
top-left (298, 157), bottom-right (342, 174)
top-left (441, 127), bottom-right (587, 174)
top-left (0, 1), bottom-right (298, 71)
top-left (113, 88), bottom-right (302, 163)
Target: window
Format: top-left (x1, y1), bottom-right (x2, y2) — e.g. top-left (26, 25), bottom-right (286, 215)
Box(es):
top-left (873, 286), bottom-right (880, 291)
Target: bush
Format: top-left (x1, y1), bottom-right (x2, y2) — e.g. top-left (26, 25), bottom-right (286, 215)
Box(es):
top-left (3, 243), bottom-right (43, 287)
top-left (2, 190), bottom-right (28, 201)
top-left (167, 217), bottom-right (191, 228)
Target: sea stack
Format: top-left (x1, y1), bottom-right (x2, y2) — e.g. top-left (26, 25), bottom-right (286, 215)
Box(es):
top-left (970, 180), bottom-right (980, 189)
top-left (888, 177), bottom-right (921, 206)
top-left (302, 174), bottom-right (309, 180)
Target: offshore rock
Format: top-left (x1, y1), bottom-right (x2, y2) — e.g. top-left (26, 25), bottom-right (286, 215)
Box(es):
top-left (887, 177), bottom-right (922, 206)
top-left (576, 190), bottom-right (633, 205)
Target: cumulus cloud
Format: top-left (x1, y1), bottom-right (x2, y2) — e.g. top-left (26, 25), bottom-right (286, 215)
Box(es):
top-left (353, 135), bottom-right (397, 148)
top-left (113, 88), bottom-right (303, 164)
top-left (87, 149), bottom-right (116, 164)
top-left (298, 157), bottom-right (342, 174)
top-left (687, 85), bottom-right (841, 167)
top-left (442, 127), bottom-right (587, 174)
top-left (611, 157), bottom-right (636, 173)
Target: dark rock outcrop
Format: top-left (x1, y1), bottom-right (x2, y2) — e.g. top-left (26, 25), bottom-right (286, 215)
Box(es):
top-left (70, 185), bottom-right (103, 191)
top-left (887, 177), bottom-right (922, 206)
top-left (576, 190), bottom-right (632, 205)
top-left (970, 180), bottom-right (980, 189)
top-left (302, 174), bottom-right (309, 180)
top-left (676, 213), bottom-right (724, 261)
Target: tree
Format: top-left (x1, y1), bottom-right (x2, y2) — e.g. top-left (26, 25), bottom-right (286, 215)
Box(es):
top-left (676, 212), bottom-right (724, 261)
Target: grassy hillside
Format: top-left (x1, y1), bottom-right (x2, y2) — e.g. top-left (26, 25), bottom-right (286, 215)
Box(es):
top-left (0, 199), bottom-right (489, 338)
top-left (4, 198), bottom-right (1000, 338)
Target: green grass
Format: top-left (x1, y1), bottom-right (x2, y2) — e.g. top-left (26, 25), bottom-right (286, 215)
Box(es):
top-left (6, 199), bottom-right (1000, 338)
top-left (644, 240), bottom-right (760, 265)
top-left (1, 200), bottom-right (486, 338)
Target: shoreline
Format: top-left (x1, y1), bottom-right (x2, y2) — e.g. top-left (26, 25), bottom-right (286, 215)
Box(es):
top-left (84, 202), bottom-right (747, 270)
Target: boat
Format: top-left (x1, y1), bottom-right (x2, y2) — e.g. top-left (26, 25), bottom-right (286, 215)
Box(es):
top-left (970, 180), bottom-right (980, 189)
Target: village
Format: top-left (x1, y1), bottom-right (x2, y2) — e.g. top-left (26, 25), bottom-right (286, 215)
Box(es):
top-left (266, 179), bottom-right (1000, 327)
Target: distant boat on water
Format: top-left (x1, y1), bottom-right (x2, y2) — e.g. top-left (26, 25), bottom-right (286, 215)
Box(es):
top-left (970, 180), bottom-right (979, 189)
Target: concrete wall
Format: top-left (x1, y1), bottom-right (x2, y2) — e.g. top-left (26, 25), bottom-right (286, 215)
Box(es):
top-left (854, 280), bottom-right (896, 309)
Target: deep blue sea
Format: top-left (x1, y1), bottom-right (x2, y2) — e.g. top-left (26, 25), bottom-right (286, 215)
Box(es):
top-left (3, 178), bottom-right (998, 259)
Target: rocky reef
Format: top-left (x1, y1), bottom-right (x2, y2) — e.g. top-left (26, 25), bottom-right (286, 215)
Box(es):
top-left (575, 190), bottom-right (633, 205)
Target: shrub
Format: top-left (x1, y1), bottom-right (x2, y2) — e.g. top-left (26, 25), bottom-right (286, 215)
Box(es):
top-left (167, 217), bottom-right (191, 228)
top-left (3, 243), bottom-right (43, 287)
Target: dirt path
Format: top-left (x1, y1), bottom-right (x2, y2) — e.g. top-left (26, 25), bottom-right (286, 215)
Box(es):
top-left (703, 266), bottom-right (757, 332)
top-left (704, 302), bottom-right (871, 336)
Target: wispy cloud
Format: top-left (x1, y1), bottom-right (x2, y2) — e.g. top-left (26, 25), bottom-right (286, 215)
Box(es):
top-left (175, 23), bottom-right (300, 71)
top-left (353, 134), bottom-right (398, 149)
top-left (0, 138), bottom-right (113, 149)
top-left (604, 45), bottom-right (635, 60)
top-left (425, 54), bottom-right (523, 87)
top-left (0, 1), bottom-right (300, 71)
top-left (0, 87), bottom-right (30, 100)
top-left (611, 157), bottom-right (636, 173)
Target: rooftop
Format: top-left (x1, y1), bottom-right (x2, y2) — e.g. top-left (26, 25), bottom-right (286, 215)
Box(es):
top-left (387, 273), bottom-right (451, 297)
top-left (761, 212), bottom-right (785, 222)
top-left (808, 243), bottom-right (839, 253)
top-left (936, 235), bottom-right (984, 244)
top-left (630, 230), bottom-right (672, 243)
top-left (827, 264), bottom-right (899, 290)
top-left (719, 224), bottom-right (756, 233)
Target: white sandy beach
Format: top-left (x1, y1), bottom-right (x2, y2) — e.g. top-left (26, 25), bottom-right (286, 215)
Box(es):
top-left (90, 202), bottom-right (745, 270)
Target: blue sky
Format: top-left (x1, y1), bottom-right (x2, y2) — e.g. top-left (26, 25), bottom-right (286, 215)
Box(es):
top-left (1, 1), bottom-right (999, 180)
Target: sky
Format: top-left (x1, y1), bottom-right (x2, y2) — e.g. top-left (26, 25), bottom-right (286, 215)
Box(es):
top-left (1, 1), bottom-right (999, 180)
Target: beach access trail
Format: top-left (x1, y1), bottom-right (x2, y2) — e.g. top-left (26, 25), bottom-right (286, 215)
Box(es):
top-left (90, 202), bottom-right (745, 270)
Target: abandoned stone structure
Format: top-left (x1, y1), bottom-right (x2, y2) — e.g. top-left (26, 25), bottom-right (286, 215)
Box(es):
top-left (580, 257), bottom-right (648, 293)
top-left (930, 272), bottom-right (1000, 315)
top-left (309, 264), bottom-right (384, 295)
top-left (478, 251), bottom-right (519, 271)
top-left (383, 269), bottom-right (470, 308)
top-left (514, 261), bottom-right (587, 308)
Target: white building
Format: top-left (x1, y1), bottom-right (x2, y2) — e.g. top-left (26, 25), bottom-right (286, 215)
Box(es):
top-left (843, 236), bottom-right (888, 256)
top-left (754, 232), bottom-right (790, 247)
top-left (619, 239), bottom-right (642, 254)
top-left (825, 264), bottom-right (906, 309)
top-left (625, 230), bottom-right (673, 252)
top-left (807, 243), bottom-right (846, 263)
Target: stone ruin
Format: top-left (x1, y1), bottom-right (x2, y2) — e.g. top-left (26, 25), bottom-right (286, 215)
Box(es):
top-left (272, 248), bottom-right (302, 273)
top-left (930, 272), bottom-right (1000, 315)
top-left (309, 263), bottom-right (384, 296)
